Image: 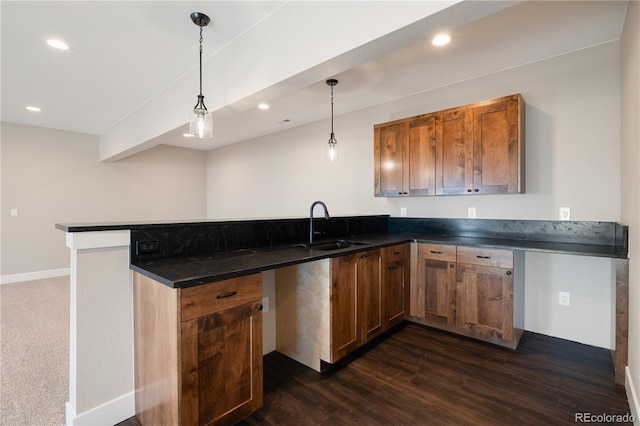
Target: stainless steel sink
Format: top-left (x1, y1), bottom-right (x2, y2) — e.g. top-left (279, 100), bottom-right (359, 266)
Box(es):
top-left (293, 239), bottom-right (369, 251)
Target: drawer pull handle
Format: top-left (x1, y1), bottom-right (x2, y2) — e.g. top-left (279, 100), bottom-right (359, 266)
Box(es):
top-left (216, 291), bottom-right (237, 299)
top-left (476, 255), bottom-right (491, 259)
top-left (430, 250), bottom-right (443, 254)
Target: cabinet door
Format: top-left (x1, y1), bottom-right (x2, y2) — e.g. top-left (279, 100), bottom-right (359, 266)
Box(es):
top-left (382, 245), bottom-right (410, 331)
top-left (413, 244), bottom-right (457, 325)
top-left (358, 249), bottom-right (382, 342)
top-left (436, 107), bottom-right (474, 195)
top-left (330, 254), bottom-right (359, 361)
top-left (406, 114), bottom-right (437, 195)
top-left (456, 263), bottom-right (514, 341)
top-left (473, 95), bottom-right (522, 194)
top-left (374, 122), bottom-right (406, 196)
top-left (180, 301), bottom-right (263, 426)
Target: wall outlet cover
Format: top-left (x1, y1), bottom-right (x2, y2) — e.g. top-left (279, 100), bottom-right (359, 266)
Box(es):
top-left (559, 207), bottom-right (571, 221)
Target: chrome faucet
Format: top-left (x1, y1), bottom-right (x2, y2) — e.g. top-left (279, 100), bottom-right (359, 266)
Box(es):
top-left (309, 201), bottom-right (330, 245)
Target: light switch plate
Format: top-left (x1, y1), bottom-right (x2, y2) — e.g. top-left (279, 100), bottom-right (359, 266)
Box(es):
top-left (468, 207), bottom-right (476, 218)
top-left (10, 209), bottom-right (18, 217)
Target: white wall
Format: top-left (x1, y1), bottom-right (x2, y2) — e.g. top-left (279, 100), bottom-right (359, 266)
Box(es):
top-left (620, 0), bottom-right (640, 417)
top-left (0, 123), bottom-right (207, 277)
top-left (207, 42), bottom-right (621, 349)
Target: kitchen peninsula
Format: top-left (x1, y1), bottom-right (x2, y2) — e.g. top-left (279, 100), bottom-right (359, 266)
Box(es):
top-left (57, 216), bottom-right (629, 425)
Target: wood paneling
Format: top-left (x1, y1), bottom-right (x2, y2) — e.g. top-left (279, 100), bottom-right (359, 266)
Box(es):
top-left (436, 106), bottom-right (473, 195)
top-left (406, 114), bottom-right (437, 195)
top-left (359, 250), bottom-right (382, 342)
top-left (331, 254), bottom-right (359, 361)
top-left (381, 244), bottom-right (410, 331)
top-left (133, 273), bottom-right (180, 426)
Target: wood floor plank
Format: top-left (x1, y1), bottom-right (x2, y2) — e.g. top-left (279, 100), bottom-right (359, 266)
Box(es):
top-left (241, 323), bottom-right (632, 426)
top-left (120, 323), bottom-right (632, 426)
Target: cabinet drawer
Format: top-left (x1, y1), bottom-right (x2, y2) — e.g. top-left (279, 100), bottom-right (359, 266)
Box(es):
top-left (457, 247), bottom-right (513, 268)
top-left (418, 244), bottom-right (456, 262)
top-left (181, 273), bottom-right (262, 322)
top-left (382, 244), bottom-right (410, 261)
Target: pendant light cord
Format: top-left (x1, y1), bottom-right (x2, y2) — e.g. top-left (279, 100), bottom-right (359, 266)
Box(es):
top-left (198, 25), bottom-right (203, 97)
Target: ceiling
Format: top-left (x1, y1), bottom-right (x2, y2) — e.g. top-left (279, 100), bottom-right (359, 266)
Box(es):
top-left (1, 1), bottom-right (629, 160)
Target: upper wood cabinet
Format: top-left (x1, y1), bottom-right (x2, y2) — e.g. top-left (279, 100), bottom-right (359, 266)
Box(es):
top-left (374, 94), bottom-right (524, 197)
top-left (374, 114), bottom-right (437, 196)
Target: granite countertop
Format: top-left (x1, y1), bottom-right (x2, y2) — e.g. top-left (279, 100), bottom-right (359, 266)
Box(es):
top-left (130, 232), bottom-right (626, 289)
top-left (130, 234), bottom-right (406, 288)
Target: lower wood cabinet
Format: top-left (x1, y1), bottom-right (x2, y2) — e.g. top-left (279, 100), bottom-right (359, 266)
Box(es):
top-left (331, 249), bottom-right (382, 361)
top-left (134, 272), bottom-right (263, 426)
top-left (382, 244), bottom-right (411, 331)
top-left (409, 243), bottom-right (524, 349)
top-left (276, 244), bottom-right (409, 371)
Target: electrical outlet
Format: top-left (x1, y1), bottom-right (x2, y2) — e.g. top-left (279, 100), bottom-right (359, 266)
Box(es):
top-left (559, 207), bottom-right (571, 221)
top-left (559, 291), bottom-right (570, 306)
top-left (468, 207), bottom-right (476, 218)
top-left (10, 209), bottom-right (18, 217)
top-left (262, 297), bottom-right (270, 312)
top-left (400, 207), bottom-right (407, 217)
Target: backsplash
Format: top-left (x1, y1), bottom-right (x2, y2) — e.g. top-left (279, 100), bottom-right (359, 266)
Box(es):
top-left (130, 215), bottom-right (389, 262)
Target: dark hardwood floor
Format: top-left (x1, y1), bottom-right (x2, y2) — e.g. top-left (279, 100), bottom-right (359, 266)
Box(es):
top-left (120, 323), bottom-right (632, 426)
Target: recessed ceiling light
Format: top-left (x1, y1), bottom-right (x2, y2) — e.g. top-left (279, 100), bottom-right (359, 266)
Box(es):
top-left (46, 39), bottom-right (70, 50)
top-left (432, 33), bottom-right (452, 47)
top-left (258, 103), bottom-right (269, 110)
top-left (183, 133), bottom-right (195, 138)
top-left (26, 106), bottom-right (41, 112)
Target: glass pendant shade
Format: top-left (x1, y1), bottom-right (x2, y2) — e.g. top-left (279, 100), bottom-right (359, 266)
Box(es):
top-left (327, 138), bottom-right (338, 162)
top-left (190, 105), bottom-right (213, 139)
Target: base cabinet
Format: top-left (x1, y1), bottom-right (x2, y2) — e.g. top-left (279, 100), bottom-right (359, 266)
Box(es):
top-left (409, 243), bottom-right (524, 349)
top-left (134, 272), bottom-right (263, 426)
top-left (382, 244), bottom-right (411, 331)
top-left (276, 244), bottom-right (409, 371)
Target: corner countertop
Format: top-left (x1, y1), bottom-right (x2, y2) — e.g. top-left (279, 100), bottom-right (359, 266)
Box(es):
top-left (130, 232), bottom-right (626, 289)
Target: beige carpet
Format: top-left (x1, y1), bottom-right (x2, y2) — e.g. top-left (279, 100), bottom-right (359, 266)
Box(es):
top-left (1, 276), bottom-right (69, 426)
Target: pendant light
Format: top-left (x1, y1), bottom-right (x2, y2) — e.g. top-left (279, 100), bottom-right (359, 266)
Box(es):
top-left (326, 79), bottom-right (339, 162)
top-left (189, 12), bottom-right (213, 139)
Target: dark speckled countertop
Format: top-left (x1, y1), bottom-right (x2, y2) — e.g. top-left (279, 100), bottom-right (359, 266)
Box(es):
top-left (130, 231), bottom-right (626, 288)
top-left (57, 216), bottom-right (628, 289)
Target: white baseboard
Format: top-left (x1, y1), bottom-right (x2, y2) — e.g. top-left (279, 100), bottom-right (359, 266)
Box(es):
top-left (625, 366), bottom-right (640, 424)
top-left (66, 391), bottom-right (135, 426)
top-left (0, 268), bottom-right (70, 284)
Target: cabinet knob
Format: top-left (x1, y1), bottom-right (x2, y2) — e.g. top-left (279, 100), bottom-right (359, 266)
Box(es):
top-left (506, 271), bottom-right (512, 276)
top-left (467, 189), bottom-right (472, 193)
top-left (257, 304), bottom-right (264, 311)
top-left (398, 192), bottom-right (403, 195)
top-left (360, 254), bottom-right (368, 259)
top-left (474, 189), bottom-right (479, 192)
top-left (450, 264), bottom-right (455, 268)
